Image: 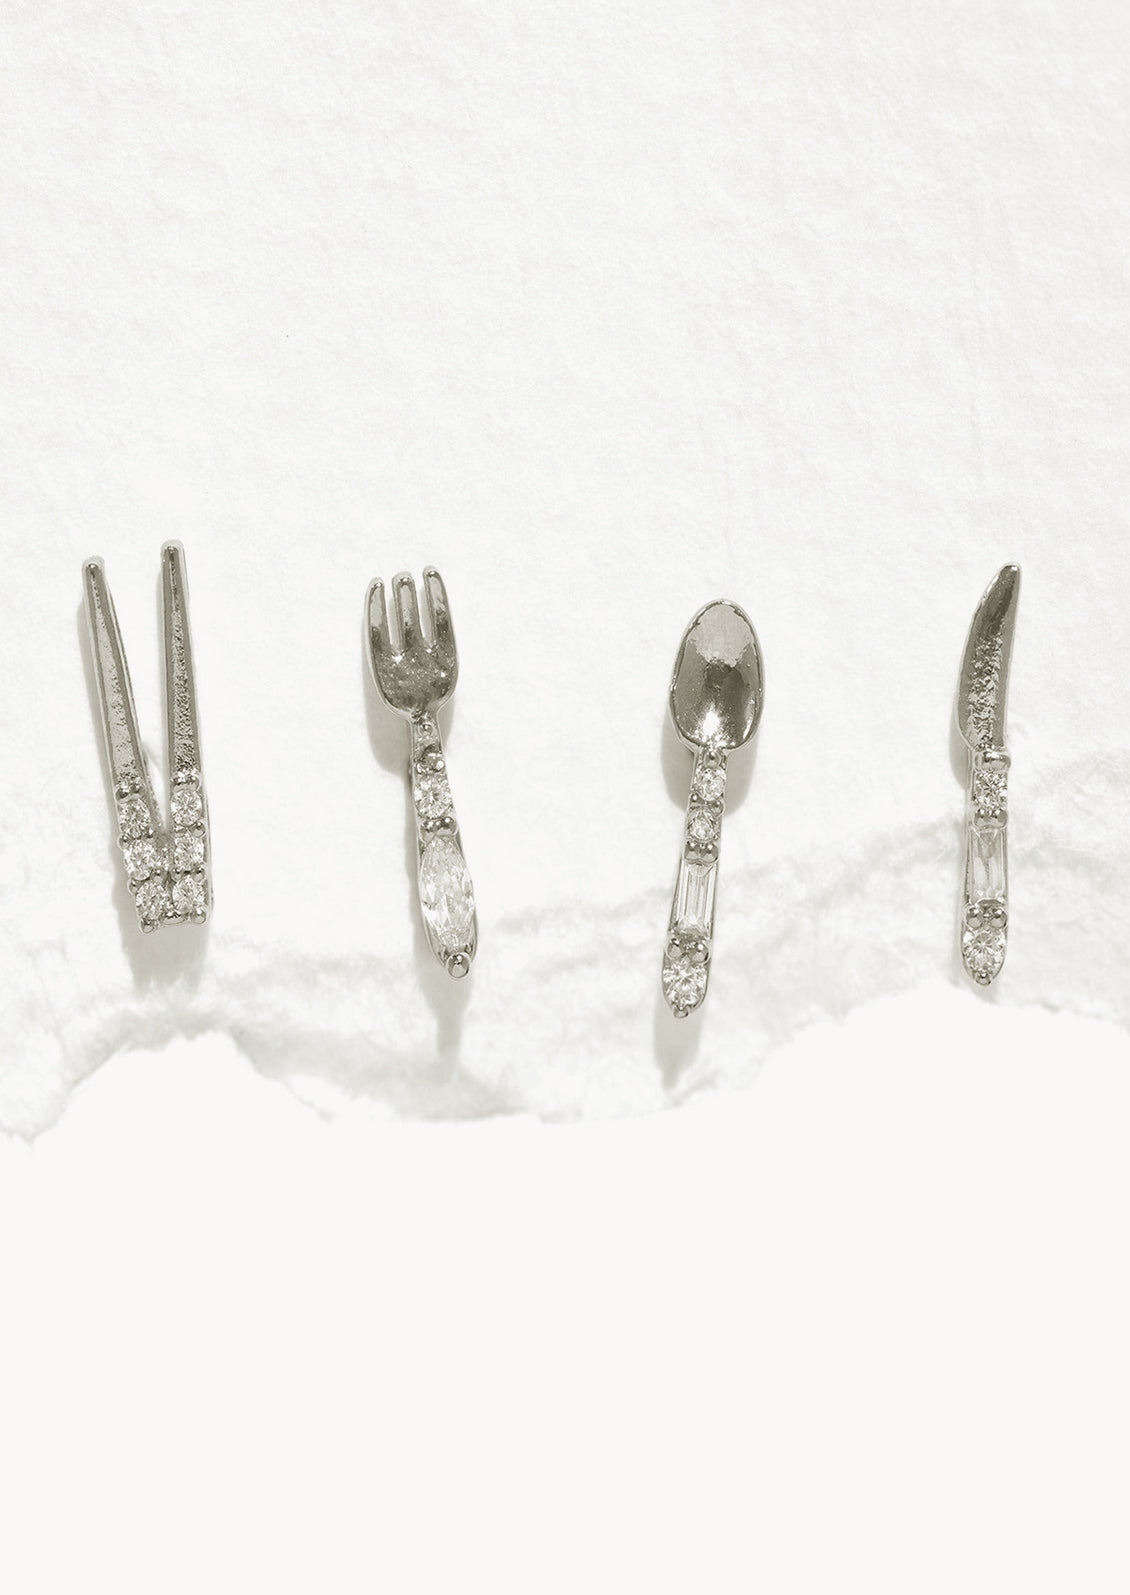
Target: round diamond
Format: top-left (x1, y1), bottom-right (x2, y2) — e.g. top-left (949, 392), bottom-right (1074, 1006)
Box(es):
top-left (687, 808), bottom-right (717, 846)
top-left (963, 924), bottom-right (1006, 982)
top-left (123, 836), bottom-right (162, 880)
top-left (172, 828), bottom-right (205, 871)
top-left (662, 962), bottom-right (708, 1012)
top-left (415, 769), bottom-right (453, 821)
top-left (171, 874), bottom-right (206, 918)
top-left (975, 772), bottom-right (1007, 821)
top-left (134, 877), bottom-right (167, 923)
top-left (118, 795), bottom-right (151, 839)
top-left (171, 782), bottom-right (202, 827)
top-left (694, 766), bottom-right (725, 803)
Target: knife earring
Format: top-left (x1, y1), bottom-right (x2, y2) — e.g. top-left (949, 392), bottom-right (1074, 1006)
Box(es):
top-left (955, 564), bottom-right (1020, 985)
top-left (83, 543), bottom-right (212, 931)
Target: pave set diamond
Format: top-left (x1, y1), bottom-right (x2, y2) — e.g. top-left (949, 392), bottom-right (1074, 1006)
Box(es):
top-left (115, 772), bottom-right (208, 931)
top-left (967, 634), bottom-right (1003, 748)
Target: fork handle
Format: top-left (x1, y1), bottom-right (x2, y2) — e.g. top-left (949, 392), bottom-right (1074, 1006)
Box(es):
top-left (409, 712), bottom-right (477, 977)
top-left (662, 747), bottom-right (728, 1017)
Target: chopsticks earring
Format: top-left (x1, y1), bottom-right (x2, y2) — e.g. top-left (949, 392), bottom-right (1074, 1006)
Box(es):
top-left (955, 564), bottom-right (1020, 984)
top-left (82, 543), bottom-right (212, 931)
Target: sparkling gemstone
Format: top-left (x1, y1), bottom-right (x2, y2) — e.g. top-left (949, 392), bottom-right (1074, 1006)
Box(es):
top-left (171, 873), bottom-right (206, 918)
top-left (694, 765), bottom-right (725, 803)
top-left (415, 769), bottom-right (453, 821)
top-left (975, 771), bottom-right (1007, 821)
top-left (171, 782), bottom-right (202, 827)
top-left (172, 828), bottom-right (205, 871)
top-left (134, 877), bottom-right (168, 923)
top-left (118, 794), bottom-right (151, 839)
top-left (123, 835), bottom-right (162, 880)
top-left (662, 961), bottom-right (708, 1011)
top-left (687, 808), bottom-right (717, 846)
top-left (419, 837), bottom-right (475, 951)
top-left (963, 924), bottom-right (1006, 982)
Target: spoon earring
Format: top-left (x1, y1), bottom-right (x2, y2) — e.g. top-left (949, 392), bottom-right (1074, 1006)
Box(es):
top-left (662, 600), bottom-right (764, 1017)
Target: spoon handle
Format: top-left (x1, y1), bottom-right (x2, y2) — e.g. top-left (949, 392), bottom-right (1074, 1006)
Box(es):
top-left (662, 748), bottom-right (728, 1017)
top-left (408, 712), bottom-right (477, 978)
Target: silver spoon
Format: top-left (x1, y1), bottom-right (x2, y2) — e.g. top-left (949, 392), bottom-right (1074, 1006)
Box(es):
top-left (662, 599), bottom-right (764, 1017)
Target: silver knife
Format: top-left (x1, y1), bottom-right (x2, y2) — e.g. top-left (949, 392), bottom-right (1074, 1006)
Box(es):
top-left (955, 564), bottom-right (1020, 984)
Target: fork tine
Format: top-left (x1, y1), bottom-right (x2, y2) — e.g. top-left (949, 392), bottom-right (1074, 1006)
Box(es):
top-left (422, 567), bottom-right (453, 650)
top-left (392, 571), bottom-right (420, 652)
top-left (366, 577), bottom-right (391, 657)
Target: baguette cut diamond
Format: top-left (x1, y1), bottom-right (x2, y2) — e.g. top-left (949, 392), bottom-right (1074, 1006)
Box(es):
top-left (419, 835), bottom-right (475, 951)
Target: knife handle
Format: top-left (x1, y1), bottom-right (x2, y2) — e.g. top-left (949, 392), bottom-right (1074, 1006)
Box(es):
top-left (962, 746), bottom-right (1009, 984)
top-left (662, 747), bottom-right (728, 1017)
top-left (408, 712), bottom-right (477, 978)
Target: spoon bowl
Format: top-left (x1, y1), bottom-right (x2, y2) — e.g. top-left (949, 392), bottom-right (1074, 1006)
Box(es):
top-left (669, 600), bottom-right (764, 751)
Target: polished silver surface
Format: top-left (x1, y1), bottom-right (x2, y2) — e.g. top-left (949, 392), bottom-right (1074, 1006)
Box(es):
top-left (957, 563), bottom-right (1020, 754)
top-left (662, 600), bottom-right (764, 1017)
top-left (956, 564), bottom-right (1020, 985)
top-left (83, 545), bottom-right (212, 932)
top-left (366, 567), bottom-right (477, 978)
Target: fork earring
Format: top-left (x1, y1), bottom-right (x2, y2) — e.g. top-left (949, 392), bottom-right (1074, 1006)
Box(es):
top-left (365, 568), bottom-right (477, 977)
top-left (82, 543), bottom-right (212, 931)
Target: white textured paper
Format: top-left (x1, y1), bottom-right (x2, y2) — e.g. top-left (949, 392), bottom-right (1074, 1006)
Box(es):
top-left (1, 1), bottom-right (1127, 1134)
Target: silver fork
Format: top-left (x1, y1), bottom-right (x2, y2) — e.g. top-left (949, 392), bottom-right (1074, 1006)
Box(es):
top-left (365, 567), bottom-right (477, 978)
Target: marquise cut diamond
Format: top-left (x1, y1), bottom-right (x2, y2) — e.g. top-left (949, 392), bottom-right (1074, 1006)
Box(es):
top-left (419, 836), bottom-right (475, 951)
